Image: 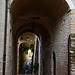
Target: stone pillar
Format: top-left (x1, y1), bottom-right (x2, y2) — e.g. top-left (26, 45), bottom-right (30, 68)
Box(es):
top-left (39, 45), bottom-right (43, 75)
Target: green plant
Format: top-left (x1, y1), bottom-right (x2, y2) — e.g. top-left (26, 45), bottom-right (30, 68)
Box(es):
top-left (71, 34), bottom-right (75, 38)
top-left (29, 44), bottom-right (34, 52)
top-left (19, 43), bottom-right (29, 54)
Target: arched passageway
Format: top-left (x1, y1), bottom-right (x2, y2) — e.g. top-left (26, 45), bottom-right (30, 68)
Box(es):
top-left (13, 22), bottom-right (51, 75)
top-left (4, 0), bottom-right (71, 75)
top-left (17, 32), bottom-right (39, 75)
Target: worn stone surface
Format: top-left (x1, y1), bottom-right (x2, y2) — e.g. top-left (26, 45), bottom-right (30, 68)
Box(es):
top-left (0, 0), bottom-right (5, 75)
top-left (71, 9), bottom-right (75, 33)
top-left (51, 12), bottom-right (71, 75)
top-left (0, 0), bottom-right (72, 75)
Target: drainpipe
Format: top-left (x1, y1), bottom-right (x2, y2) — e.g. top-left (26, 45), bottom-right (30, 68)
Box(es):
top-left (2, 0), bottom-right (8, 75)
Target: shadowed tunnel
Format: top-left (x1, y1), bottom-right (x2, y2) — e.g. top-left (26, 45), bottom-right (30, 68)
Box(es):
top-left (3, 0), bottom-right (71, 75)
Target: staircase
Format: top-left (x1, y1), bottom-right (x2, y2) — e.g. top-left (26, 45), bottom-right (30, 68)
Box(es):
top-left (70, 34), bottom-right (75, 75)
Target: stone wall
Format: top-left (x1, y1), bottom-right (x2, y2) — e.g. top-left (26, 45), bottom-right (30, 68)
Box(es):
top-left (71, 9), bottom-right (75, 33)
top-left (5, 23), bottom-right (17, 75)
top-left (51, 12), bottom-right (71, 75)
top-left (0, 0), bottom-right (71, 75)
top-left (0, 0), bottom-right (5, 75)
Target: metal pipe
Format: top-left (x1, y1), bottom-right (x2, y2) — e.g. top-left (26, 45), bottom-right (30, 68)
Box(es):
top-left (2, 0), bottom-right (8, 75)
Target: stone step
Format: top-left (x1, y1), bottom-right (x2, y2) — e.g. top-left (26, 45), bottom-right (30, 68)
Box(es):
top-left (71, 38), bottom-right (75, 40)
top-left (71, 62), bottom-right (75, 64)
top-left (70, 54), bottom-right (75, 56)
top-left (71, 42), bottom-right (75, 44)
top-left (71, 69), bottom-right (75, 72)
top-left (71, 49), bottom-right (75, 51)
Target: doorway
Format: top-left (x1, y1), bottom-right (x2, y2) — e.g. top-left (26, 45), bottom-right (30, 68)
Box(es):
top-left (17, 32), bottom-right (40, 75)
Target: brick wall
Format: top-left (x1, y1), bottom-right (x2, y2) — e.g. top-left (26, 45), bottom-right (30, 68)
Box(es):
top-left (0, 0), bottom-right (5, 75)
top-left (51, 12), bottom-right (71, 75)
top-left (0, 1), bottom-right (72, 75)
top-left (71, 9), bottom-right (75, 33)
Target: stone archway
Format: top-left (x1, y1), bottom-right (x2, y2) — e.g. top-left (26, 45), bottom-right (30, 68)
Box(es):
top-left (13, 22), bottom-right (51, 75)
top-left (3, 0), bottom-right (71, 75)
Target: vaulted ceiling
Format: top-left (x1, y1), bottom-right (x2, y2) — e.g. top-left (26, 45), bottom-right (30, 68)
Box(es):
top-left (10, 0), bottom-right (69, 24)
top-left (10, 0), bottom-right (69, 35)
